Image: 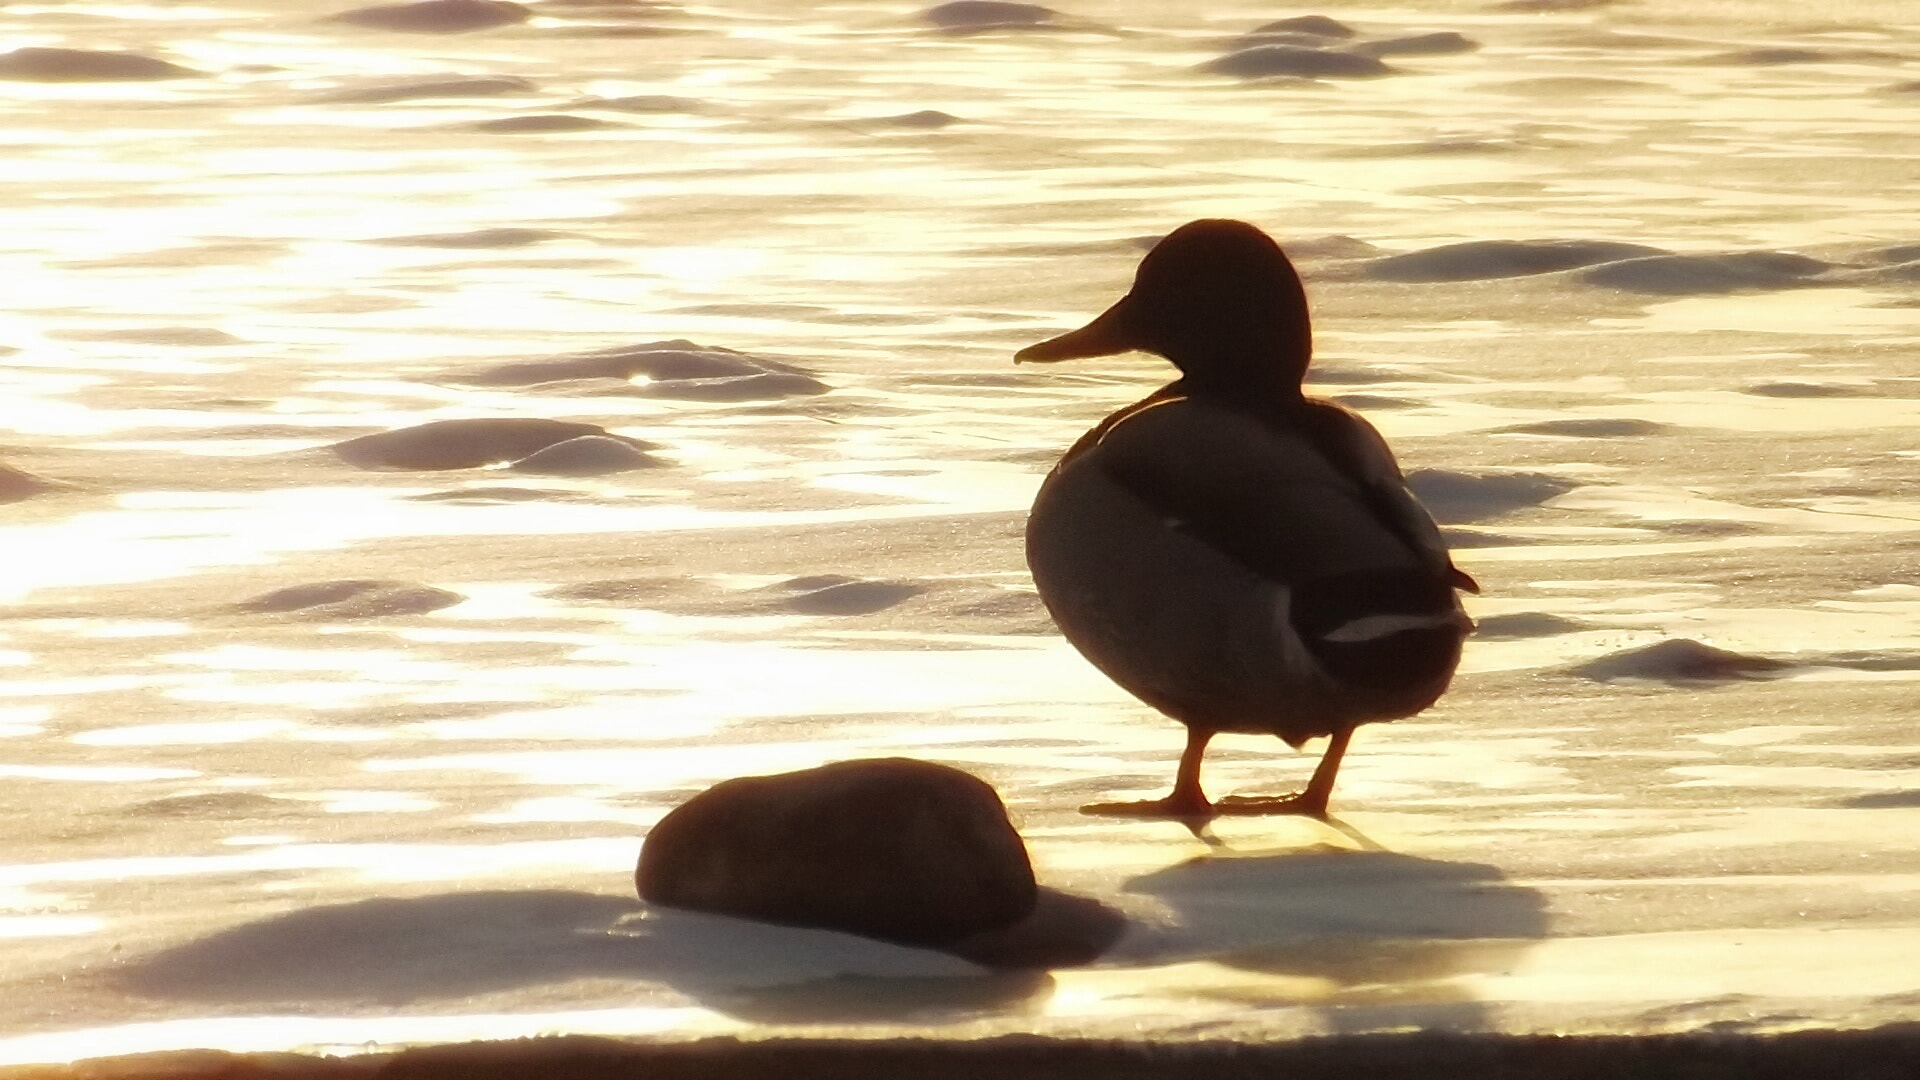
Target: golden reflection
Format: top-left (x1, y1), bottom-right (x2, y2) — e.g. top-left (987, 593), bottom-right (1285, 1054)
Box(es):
top-left (5, 0), bottom-right (1920, 1058)
top-left (0, 1007), bottom-right (723, 1069)
top-left (0, 914), bottom-right (102, 939)
top-left (0, 764), bottom-right (195, 782)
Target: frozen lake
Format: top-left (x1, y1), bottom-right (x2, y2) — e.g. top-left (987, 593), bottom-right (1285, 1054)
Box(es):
top-left (3, 0), bottom-right (1920, 1064)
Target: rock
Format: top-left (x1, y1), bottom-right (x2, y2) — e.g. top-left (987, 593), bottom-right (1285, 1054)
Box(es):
top-left (638, 758), bottom-right (1037, 949)
top-left (945, 887), bottom-right (1127, 969)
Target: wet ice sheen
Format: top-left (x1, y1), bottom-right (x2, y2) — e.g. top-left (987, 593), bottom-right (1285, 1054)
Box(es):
top-left (3, 0), bottom-right (1920, 1065)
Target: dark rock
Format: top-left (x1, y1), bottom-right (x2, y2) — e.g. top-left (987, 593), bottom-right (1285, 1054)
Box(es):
top-left (946, 887), bottom-right (1127, 969)
top-left (0, 46), bottom-right (199, 81)
top-left (638, 758), bottom-right (1037, 949)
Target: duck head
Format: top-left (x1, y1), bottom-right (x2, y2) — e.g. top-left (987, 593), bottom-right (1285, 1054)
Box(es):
top-left (1016, 219), bottom-right (1312, 400)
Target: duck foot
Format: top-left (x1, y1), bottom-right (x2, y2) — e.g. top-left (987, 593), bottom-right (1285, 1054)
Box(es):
top-left (1080, 794), bottom-right (1216, 822)
top-left (1211, 792), bottom-right (1330, 821)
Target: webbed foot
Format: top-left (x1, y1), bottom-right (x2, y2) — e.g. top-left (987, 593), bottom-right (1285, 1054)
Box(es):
top-left (1080, 793), bottom-right (1215, 822)
top-left (1211, 791), bottom-right (1330, 821)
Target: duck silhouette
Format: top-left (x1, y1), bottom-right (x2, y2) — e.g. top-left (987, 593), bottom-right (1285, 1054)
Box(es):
top-left (1018, 219), bottom-right (1478, 821)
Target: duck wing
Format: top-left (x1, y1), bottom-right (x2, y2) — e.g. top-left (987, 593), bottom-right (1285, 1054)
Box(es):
top-left (1295, 399), bottom-right (1480, 595)
top-left (1083, 396), bottom-right (1454, 592)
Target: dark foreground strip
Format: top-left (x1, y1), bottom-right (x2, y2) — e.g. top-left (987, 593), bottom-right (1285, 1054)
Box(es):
top-left (6, 1029), bottom-right (1920, 1080)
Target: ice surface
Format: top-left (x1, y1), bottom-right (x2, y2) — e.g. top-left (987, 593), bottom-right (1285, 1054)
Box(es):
top-left (2, 0), bottom-right (1920, 1065)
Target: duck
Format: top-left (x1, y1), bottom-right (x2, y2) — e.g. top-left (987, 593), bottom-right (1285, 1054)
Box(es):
top-left (1017, 219), bottom-right (1478, 821)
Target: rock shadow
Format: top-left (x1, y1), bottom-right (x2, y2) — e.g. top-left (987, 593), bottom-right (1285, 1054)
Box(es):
top-left (114, 888), bottom-right (1074, 1025)
top-left (1122, 849), bottom-right (1550, 1033)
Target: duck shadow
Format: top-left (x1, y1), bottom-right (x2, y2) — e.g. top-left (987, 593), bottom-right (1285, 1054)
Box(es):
top-left (111, 887), bottom-right (1087, 1025)
top-left (1117, 846), bottom-right (1551, 1034)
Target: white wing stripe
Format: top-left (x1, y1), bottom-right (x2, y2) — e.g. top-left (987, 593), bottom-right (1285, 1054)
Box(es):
top-left (1321, 611), bottom-right (1470, 643)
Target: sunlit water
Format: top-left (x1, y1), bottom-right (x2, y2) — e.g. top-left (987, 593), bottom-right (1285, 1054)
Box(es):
top-left (3, 0), bottom-right (1920, 1064)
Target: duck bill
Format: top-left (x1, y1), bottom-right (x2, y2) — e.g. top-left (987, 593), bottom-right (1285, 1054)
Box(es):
top-left (1014, 294), bottom-right (1138, 363)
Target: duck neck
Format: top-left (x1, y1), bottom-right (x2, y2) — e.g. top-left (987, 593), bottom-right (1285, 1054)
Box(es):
top-left (1168, 343), bottom-right (1311, 408)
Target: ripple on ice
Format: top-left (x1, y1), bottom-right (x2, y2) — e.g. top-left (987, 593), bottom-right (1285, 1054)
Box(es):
top-left (1569, 639), bottom-right (1793, 683)
top-left (330, 419), bottom-right (661, 472)
top-left (329, 0), bottom-right (531, 33)
top-left (315, 75), bottom-right (539, 104)
top-left (921, 2), bottom-right (1078, 34)
top-left (451, 339), bottom-right (830, 402)
top-left (233, 580), bottom-right (465, 619)
top-left (0, 47), bottom-right (200, 82)
top-left (1406, 469), bottom-right (1579, 525)
top-left (0, 462), bottom-right (73, 504)
top-left (1362, 240), bottom-right (1668, 283)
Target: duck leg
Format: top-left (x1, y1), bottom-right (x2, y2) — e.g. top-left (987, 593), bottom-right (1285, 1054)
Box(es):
top-left (1213, 724), bottom-right (1354, 821)
top-left (1082, 727), bottom-right (1216, 820)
